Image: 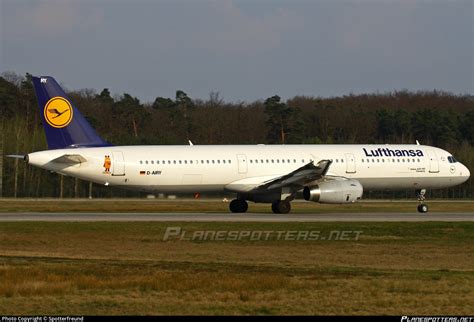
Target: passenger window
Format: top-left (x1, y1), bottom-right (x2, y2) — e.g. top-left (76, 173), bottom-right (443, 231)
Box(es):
top-left (140, 161), bottom-right (143, 164)
top-left (173, 160), bottom-right (176, 164)
top-left (218, 160), bottom-right (221, 164)
top-left (223, 160), bottom-right (226, 164)
top-left (207, 160), bottom-right (209, 164)
top-left (250, 160), bottom-right (253, 163)
top-left (212, 160), bottom-right (215, 164)
top-left (228, 160), bottom-right (231, 164)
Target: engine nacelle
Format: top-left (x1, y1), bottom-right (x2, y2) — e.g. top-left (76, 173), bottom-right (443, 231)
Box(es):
top-left (303, 179), bottom-right (363, 204)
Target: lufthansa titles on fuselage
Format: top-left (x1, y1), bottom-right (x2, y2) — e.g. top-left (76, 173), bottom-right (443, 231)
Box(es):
top-left (363, 148), bottom-right (424, 157)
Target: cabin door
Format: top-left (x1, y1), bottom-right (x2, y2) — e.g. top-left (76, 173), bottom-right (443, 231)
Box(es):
top-left (427, 149), bottom-right (439, 173)
top-left (345, 153), bottom-right (356, 174)
top-left (112, 151), bottom-right (126, 176)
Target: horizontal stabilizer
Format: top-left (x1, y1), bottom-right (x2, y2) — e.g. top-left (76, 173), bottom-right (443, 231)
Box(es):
top-left (6, 155), bottom-right (25, 159)
top-left (50, 154), bottom-right (87, 164)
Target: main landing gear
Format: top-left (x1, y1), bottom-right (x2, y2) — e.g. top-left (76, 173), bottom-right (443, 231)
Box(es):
top-left (416, 189), bottom-right (429, 213)
top-left (229, 199), bottom-right (292, 214)
top-left (271, 200), bottom-right (291, 214)
top-left (229, 199), bottom-right (248, 213)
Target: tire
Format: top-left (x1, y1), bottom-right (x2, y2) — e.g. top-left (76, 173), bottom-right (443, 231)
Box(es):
top-left (277, 200), bottom-right (291, 214)
top-left (271, 201), bottom-right (280, 214)
top-left (229, 199), bottom-right (248, 213)
top-left (271, 200), bottom-right (291, 214)
top-left (417, 204), bottom-right (429, 213)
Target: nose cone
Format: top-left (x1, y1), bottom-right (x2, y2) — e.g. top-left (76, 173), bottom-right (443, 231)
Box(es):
top-left (461, 164), bottom-right (470, 183)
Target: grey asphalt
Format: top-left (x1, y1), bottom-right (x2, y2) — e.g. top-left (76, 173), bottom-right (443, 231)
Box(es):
top-left (0, 212), bottom-right (473, 222)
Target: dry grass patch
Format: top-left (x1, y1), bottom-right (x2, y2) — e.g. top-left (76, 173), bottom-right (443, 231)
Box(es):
top-left (0, 221), bottom-right (472, 314)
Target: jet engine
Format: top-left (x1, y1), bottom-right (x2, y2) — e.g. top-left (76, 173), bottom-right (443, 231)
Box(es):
top-left (303, 179), bottom-right (363, 204)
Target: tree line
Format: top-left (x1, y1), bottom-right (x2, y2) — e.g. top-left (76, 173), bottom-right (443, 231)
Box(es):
top-left (0, 72), bottom-right (473, 199)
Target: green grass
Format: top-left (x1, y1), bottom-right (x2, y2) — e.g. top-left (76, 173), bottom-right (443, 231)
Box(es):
top-left (0, 221), bottom-right (472, 314)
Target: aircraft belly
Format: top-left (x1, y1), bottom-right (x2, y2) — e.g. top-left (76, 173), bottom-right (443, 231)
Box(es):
top-left (357, 176), bottom-right (463, 190)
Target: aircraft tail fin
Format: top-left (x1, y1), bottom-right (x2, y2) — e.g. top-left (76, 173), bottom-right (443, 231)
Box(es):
top-left (31, 76), bottom-right (110, 149)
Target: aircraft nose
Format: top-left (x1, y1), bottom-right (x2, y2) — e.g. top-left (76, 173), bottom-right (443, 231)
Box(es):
top-left (461, 164), bottom-right (470, 183)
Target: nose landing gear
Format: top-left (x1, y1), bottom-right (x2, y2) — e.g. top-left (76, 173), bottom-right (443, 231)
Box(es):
top-left (416, 189), bottom-right (429, 213)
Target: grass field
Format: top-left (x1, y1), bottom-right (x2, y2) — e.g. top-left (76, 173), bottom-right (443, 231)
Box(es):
top-left (0, 198), bottom-right (473, 213)
top-left (0, 221), bottom-right (473, 315)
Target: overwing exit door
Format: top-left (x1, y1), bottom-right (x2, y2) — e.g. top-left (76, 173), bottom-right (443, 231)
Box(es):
top-left (237, 154), bottom-right (248, 174)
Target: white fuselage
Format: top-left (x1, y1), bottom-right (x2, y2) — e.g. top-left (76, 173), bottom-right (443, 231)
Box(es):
top-left (27, 144), bottom-right (470, 195)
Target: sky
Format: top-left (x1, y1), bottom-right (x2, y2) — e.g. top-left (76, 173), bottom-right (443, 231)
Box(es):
top-left (1, 0), bottom-right (473, 103)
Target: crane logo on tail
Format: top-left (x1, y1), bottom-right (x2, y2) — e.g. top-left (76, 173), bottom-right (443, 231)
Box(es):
top-left (44, 96), bottom-right (73, 128)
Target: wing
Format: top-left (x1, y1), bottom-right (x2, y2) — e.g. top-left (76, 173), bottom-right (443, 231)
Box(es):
top-left (50, 154), bottom-right (87, 164)
top-left (225, 160), bottom-right (332, 193)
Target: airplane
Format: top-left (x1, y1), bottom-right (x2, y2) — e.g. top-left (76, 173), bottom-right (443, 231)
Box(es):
top-left (9, 76), bottom-right (470, 214)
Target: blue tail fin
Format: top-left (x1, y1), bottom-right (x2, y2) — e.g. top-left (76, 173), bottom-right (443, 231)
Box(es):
top-left (32, 76), bottom-right (110, 149)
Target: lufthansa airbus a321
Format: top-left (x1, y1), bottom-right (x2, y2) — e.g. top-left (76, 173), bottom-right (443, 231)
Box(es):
top-left (9, 76), bottom-right (470, 214)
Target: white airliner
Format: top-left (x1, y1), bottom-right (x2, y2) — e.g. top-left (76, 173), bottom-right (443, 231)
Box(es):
top-left (10, 76), bottom-right (470, 214)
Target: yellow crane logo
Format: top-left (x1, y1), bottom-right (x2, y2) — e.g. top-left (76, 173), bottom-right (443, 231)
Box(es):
top-left (44, 96), bottom-right (73, 128)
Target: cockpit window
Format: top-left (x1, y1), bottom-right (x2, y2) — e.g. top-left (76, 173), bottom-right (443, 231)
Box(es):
top-left (447, 156), bottom-right (458, 163)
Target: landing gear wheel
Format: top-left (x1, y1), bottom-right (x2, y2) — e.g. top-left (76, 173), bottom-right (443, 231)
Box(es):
top-left (271, 200), bottom-right (291, 214)
top-left (229, 199), bottom-right (248, 213)
top-left (416, 189), bottom-right (428, 213)
top-left (417, 204), bottom-right (429, 213)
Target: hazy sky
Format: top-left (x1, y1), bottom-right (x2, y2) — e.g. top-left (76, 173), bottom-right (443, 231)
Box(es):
top-left (1, 0), bottom-right (472, 103)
